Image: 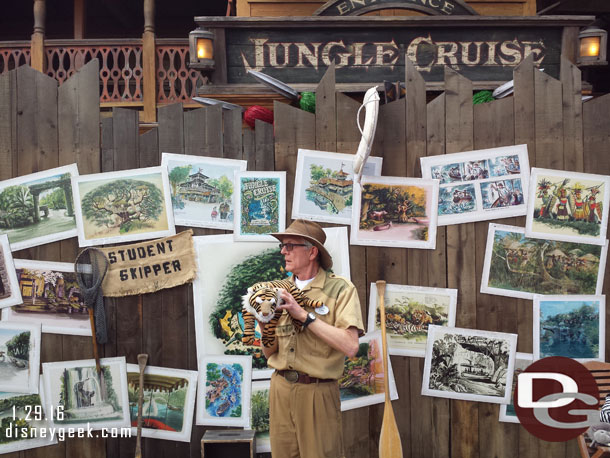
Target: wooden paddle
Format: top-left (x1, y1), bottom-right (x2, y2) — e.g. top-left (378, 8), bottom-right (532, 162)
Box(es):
top-left (377, 280), bottom-right (403, 458)
top-left (135, 353), bottom-right (148, 458)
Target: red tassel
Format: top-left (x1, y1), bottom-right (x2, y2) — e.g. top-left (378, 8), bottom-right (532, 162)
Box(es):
top-left (244, 106), bottom-right (273, 128)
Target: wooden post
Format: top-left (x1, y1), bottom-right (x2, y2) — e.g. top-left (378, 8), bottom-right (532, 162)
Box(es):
top-left (31, 0), bottom-right (45, 72)
top-left (74, 0), bottom-right (86, 39)
top-left (142, 0), bottom-right (157, 123)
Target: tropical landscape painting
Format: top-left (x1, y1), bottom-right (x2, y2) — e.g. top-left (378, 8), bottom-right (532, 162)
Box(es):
top-left (0, 383), bottom-right (57, 454)
top-left (422, 325), bottom-right (517, 404)
top-left (525, 168), bottom-right (610, 245)
top-left (126, 364), bottom-right (197, 442)
top-left (250, 380), bottom-right (271, 453)
top-left (2, 260), bottom-right (90, 336)
top-left (0, 164), bottom-right (79, 251)
top-left (73, 167), bottom-right (175, 246)
top-left (339, 332), bottom-right (398, 411)
top-left (161, 153), bottom-right (246, 230)
top-left (481, 224), bottom-right (607, 300)
top-left (533, 295), bottom-right (605, 362)
top-left (421, 145), bottom-right (530, 226)
top-left (0, 234), bottom-right (21, 309)
top-left (42, 357), bottom-right (130, 430)
top-left (498, 353), bottom-right (533, 423)
top-left (234, 171), bottom-right (286, 241)
top-left (193, 229), bottom-right (350, 378)
top-left (0, 322), bottom-right (40, 394)
top-left (292, 149), bottom-right (383, 225)
top-left (196, 355), bottom-right (251, 427)
top-left (368, 284), bottom-right (457, 357)
top-left (351, 176), bottom-right (438, 249)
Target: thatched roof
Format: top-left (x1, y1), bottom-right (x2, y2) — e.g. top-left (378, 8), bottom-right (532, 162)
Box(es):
top-left (581, 253), bottom-right (599, 262)
top-left (548, 249), bottom-right (567, 257)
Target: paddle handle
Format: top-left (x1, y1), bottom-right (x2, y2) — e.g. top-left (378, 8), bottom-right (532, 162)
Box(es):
top-left (135, 353), bottom-right (148, 458)
top-left (87, 308), bottom-right (101, 376)
top-left (376, 280), bottom-right (390, 397)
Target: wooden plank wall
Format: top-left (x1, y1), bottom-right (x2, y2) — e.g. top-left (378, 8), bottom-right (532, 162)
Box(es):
top-left (0, 54), bottom-right (609, 458)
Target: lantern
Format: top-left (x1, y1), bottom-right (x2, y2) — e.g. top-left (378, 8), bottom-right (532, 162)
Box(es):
top-left (189, 27), bottom-right (215, 70)
top-left (577, 26), bottom-right (608, 66)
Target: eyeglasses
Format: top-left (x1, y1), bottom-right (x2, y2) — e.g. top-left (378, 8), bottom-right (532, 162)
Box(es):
top-left (279, 243), bottom-right (309, 252)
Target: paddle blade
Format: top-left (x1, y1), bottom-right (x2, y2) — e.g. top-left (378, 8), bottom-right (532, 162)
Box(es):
top-left (247, 69), bottom-right (299, 101)
top-left (379, 402), bottom-right (403, 458)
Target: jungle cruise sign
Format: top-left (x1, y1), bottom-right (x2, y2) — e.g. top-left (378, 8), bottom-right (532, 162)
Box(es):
top-left (195, 16), bottom-right (594, 85)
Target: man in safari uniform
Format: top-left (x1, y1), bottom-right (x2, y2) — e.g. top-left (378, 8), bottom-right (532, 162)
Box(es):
top-left (261, 219), bottom-right (364, 458)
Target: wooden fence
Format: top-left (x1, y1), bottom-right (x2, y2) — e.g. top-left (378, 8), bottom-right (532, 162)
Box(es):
top-left (0, 54), bottom-right (609, 458)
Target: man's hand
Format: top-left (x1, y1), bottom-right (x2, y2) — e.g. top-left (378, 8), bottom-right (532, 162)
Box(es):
top-left (276, 289), bottom-right (308, 323)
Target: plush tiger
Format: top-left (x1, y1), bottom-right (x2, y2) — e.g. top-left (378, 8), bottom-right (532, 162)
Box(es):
top-left (241, 279), bottom-right (324, 348)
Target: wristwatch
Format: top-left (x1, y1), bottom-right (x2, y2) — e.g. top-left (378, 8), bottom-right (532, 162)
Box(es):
top-left (302, 312), bottom-right (317, 329)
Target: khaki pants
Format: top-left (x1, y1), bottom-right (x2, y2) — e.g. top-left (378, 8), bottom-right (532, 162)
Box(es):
top-left (269, 371), bottom-right (344, 458)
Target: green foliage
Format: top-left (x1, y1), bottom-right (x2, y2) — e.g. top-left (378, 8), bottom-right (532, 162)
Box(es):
top-left (0, 394), bottom-right (40, 413)
top-left (40, 188), bottom-right (67, 210)
top-left (535, 216), bottom-right (601, 236)
top-left (82, 179), bottom-right (163, 232)
top-left (225, 349), bottom-right (267, 369)
top-left (250, 389), bottom-right (270, 432)
top-left (208, 175), bottom-right (234, 200)
top-left (355, 342), bottom-right (369, 358)
top-left (170, 386), bottom-right (187, 407)
top-left (168, 165), bottom-right (192, 193)
top-left (209, 248), bottom-right (285, 339)
top-left (231, 405), bottom-right (242, 418)
top-left (0, 185), bottom-right (34, 228)
top-left (6, 331), bottom-right (30, 361)
top-left (232, 363), bottom-right (244, 378)
top-left (309, 164), bottom-right (335, 183)
top-left (207, 363), bottom-right (221, 382)
top-left (102, 366), bottom-right (120, 411)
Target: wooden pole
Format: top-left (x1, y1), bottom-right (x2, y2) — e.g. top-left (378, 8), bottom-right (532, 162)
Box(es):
top-left (142, 0), bottom-right (157, 123)
top-left (31, 0), bottom-right (45, 72)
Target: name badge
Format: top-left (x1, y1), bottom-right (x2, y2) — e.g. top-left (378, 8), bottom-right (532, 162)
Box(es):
top-left (315, 304), bottom-right (329, 315)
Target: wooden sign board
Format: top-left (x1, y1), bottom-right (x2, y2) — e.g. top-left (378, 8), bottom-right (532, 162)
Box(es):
top-left (195, 16), bottom-right (594, 86)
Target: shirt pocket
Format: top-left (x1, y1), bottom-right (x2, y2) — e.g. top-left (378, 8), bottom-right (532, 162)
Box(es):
top-left (275, 323), bottom-right (294, 338)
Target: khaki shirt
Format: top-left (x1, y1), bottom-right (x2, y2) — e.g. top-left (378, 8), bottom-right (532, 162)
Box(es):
top-left (267, 268), bottom-right (365, 380)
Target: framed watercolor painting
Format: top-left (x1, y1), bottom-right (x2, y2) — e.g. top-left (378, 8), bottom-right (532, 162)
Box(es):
top-left (42, 357), bottom-right (130, 431)
top-left (351, 176), bottom-right (439, 249)
top-left (339, 331), bottom-right (398, 411)
top-left (250, 380), bottom-right (271, 454)
top-left (0, 322), bottom-right (40, 394)
top-left (126, 364), bottom-right (198, 442)
top-left (420, 145), bottom-right (530, 226)
top-left (525, 168), bottom-right (610, 246)
top-left (72, 167), bottom-right (175, 247)
top-left (481, 224), bottom-right (608, 300)
top-left (367, 283), bottom-right (457, 357)
top-left (161, 152), bottom-right (247, 230)
top-left (0, 163), bottom-right (79, 251)
top-left (2, 260), bottom-right (91, 336)
top-left (533, 295), bottom-right (605, 362)
top-left (0, 234), bottom-right (21, 309)
top-left (234, 171), bottom-right (286, 241)
top-left (292, 149), bottom-right (383, 225)
top-left (0, 382), bottom-right (58, 454)
top-left (193, 227), bottom-right (351, 379)
top-left (196, 355), bottom-right (252, 427)
top-left (421, 325), bottom-right (518, 404)
top-left (498, 352), bottom-right (533, 423)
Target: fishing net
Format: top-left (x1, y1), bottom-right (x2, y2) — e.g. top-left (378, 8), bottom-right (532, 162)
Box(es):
top-left (74, 247), bottom-right (109, 344)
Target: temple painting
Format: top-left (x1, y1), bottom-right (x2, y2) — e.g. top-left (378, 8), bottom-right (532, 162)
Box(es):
top-left (162, 153), bottom-right (247, 230)
top-left (42, 357), bottom-right (130, 430)
top-left (0, 164), bottom-right (79, 251)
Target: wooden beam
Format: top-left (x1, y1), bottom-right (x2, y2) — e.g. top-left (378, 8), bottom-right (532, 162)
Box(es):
top-left (74, 0), bottom-right (86, 39)
top-left (30, 0), bottom-right (45, 72)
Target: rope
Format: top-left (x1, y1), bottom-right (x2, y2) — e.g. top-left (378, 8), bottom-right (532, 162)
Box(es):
top-left (74, 247), bottom-right (109, 344)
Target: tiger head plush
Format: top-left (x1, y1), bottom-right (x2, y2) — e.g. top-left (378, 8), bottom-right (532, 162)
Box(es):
top-left (241, 284), bottom-right (283, 324)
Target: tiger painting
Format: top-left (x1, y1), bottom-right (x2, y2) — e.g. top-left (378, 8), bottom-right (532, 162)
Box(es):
top-left (241, 279), bottom-right (324, 347)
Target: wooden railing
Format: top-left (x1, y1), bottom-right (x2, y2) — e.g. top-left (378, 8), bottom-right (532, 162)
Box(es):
top-left (0, 39), bottom-right (207, 106)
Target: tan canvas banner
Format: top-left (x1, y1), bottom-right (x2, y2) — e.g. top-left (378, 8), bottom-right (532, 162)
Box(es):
top-left (100, 230), bottom-right (196, 297)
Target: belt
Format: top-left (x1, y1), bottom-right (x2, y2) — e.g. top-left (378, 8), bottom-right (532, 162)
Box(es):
top-left (276, 370), bottom-right (335, 384)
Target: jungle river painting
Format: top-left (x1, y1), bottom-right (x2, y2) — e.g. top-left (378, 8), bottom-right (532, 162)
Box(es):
top-left (498, 352), bottom-right (533, 423)
top-left (161, 153), bottom-right (246, 230)
top-left (351, 176), bottom-right (438, 249)
top-left (126, 364), bottom-right (197, 442)
top-left (0, 383), bottom-right (57, 454)
top-left (42, 357), bottom-right (130, 431)
top-left (481, 224), bottom-right (608, 300)
top-left (422, 325), bottom-right (517, 404)
top-left (196, 355), bottom-right (251, 427)
top-left (250, 380), bottom-right (271, 454)
top-left (367, 284), bottom-right (457, 357)
top-left (292, 149), bottom-right (383, 225)
top-left (533, 295), bottom-right (605, 362)
top-left (525, 168), bottom-right (610, 245)
top-left (72, 167), bottom-right (175, 246)
top-left (2, 260), bottom-right (90, 336)
top-left (339, 332), bottom-right (398, 411)
top-left (0, 164), bottom-right (79, 251)
top-left (0, 322), bottom-right (40, 394)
